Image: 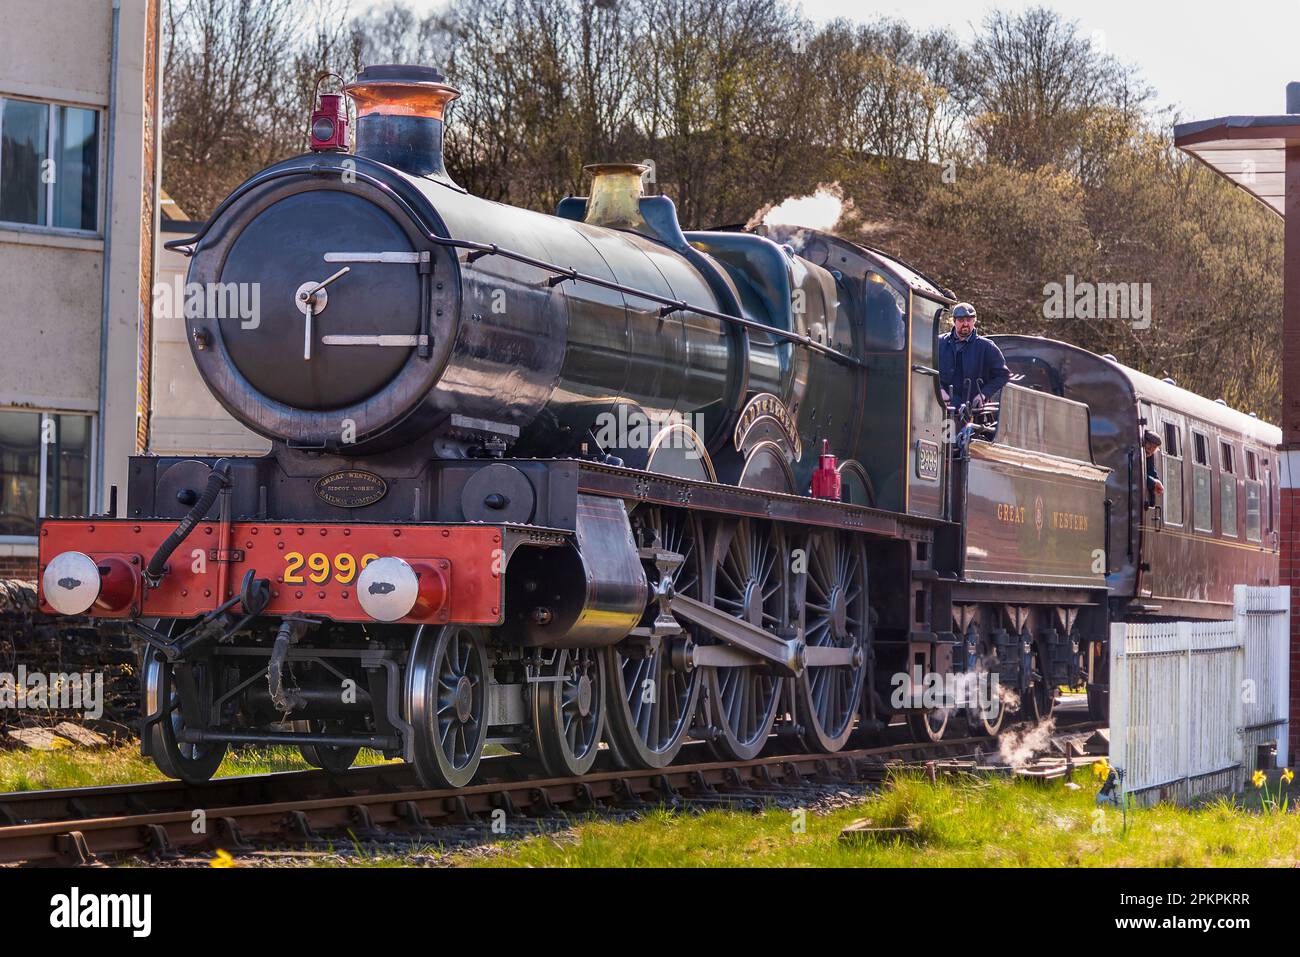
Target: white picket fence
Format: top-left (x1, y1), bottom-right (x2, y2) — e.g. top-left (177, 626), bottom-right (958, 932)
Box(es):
top-left (1108, 585), bottom-right (1289, 807)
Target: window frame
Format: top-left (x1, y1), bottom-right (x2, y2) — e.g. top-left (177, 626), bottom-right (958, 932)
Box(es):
top-left (1160, 417), bottom-right (1185, 527)
top-left (0, 95), bottom-right (103, 237)
top-left (1190, 427), bottom-right (1212, 533)
top-left (1244, 449), bottom-right (1263, 544)
top-left (1264, 457), bottom-right (1275, 536)
top-left (1219, 439), bottom-right (1237, 538)
top-left (0, 409), bottom-right (97, 543)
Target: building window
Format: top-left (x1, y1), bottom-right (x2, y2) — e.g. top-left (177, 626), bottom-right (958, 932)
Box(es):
top-left (0, 411), bottom-right (92, 537)
top-left (0, 97), bottom-right (100, 232)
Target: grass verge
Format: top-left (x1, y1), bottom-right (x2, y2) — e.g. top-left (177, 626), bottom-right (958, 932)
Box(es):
top-left (0, 742), bottom-right (392, 792)
top-left (448, 771), bottom-right (1300, 868)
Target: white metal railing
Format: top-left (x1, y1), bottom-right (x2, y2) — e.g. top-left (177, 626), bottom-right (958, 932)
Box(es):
top-left (1108, 586), bottom-right (1289, 806)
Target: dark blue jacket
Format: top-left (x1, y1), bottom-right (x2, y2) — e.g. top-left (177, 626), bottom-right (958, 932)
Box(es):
top-left (937, 330), bottom-right (1010, 405)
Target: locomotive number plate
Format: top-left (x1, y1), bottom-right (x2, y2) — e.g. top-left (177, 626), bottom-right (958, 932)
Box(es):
top-left (283, 551), bottom-right (380, 585)
top-left (314, 470), bottom-right (388, 507)
top-left (915, 440), bottom-right (940, 480)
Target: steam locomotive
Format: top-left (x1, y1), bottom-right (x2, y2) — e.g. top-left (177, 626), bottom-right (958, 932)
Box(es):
top-left (36, 65), bottom-right (1281, 785)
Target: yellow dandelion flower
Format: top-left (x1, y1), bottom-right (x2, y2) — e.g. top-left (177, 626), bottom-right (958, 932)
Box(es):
top-left (1282, 768), bottom-right (1295, 785)
top-left (209, 848), bottom-right (237, 868)
top-left (1252, 770), bottom-right (1266, 789)
top-left (1092, 758), bottom-right (1110, 781)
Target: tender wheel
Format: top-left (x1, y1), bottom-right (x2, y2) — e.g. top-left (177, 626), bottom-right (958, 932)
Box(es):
top-left (907, 706), bottom-right (952, 743)
top-left (1021, 640), bottom-right (1056, 723)
top-left (963, 622), bottom-right (1005, 737)
top-left (532, 647), bottom-right (606, 777)
top-left (142, 641), bottom-right (228, 784)
top-left (702, 518), bottom-right (787, 761)
top-left (604, 505), bottom-right (704, 769)
top-left (293, 719), bottom-right (361, 774)
top-left (405, 624), bottom-right (490, 788)
top-left (795, 530), bottom-right (868, 753)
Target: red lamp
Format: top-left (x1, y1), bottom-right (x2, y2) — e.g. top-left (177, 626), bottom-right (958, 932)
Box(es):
top-left (810, 440), bottom-right (842, 501)
top-left (309, 73), bottom-right (349, 152)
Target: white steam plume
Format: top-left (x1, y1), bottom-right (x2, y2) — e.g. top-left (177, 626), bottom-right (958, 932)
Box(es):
top-left (747, 183), bottom-right (848, 232)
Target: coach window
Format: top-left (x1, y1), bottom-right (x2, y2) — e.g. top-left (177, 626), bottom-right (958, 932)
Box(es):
top-left (1219, 440), bottom-right (1237, 538)
top-left (1161, 420), bottom-right (1184, 526)
top-left (1244, 450), bottom-right (1262, 543)
top-left (0, 97), bottom-right (101, 231)
top-left (1264, 458), bottom-right (1275, 537)
top-left (0, 411), bottom-right (92, 538)
top-left (1191, 430), bottom-right (1212, 533)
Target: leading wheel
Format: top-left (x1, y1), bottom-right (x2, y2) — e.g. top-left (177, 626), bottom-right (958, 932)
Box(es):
top-left (795, 530), bottom-right (868, 753)
top-left (702, 518), bottom-right (787, 761)
top-left (293, 718), bottom-right (361, 774)
top-left (405, 624), bottom-right (490, 788)
top-left (603, 505), bottom-right (704, 769)
top-left (142, 636), bottom-right (228, 784)
top-left (532, 647), bottom-right (606, 777)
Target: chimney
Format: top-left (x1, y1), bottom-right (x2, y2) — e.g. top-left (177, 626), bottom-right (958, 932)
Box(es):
top-left (344, 65), bottom-right (459, 181)
top-left (1288, 81), bottom-right (1300, 114)
top-left (583, 163), bottom-right (650, 230)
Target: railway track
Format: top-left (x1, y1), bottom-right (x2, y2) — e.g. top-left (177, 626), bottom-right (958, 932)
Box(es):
top-left (0, 717), bottom-right (1103, 865)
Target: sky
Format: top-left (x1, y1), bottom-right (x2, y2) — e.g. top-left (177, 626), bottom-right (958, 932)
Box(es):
top-left (392, 0), bottom-right (1300, 122)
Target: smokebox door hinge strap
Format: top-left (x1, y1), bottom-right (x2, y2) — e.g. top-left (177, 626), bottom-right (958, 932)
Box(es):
top-left (419, 250), bottom-right (433, 358)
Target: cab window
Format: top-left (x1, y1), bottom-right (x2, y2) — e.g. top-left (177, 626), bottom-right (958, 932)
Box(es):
top-left (861, 272), bottom-right (906, 351)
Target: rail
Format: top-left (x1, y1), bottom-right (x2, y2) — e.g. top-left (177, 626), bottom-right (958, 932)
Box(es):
top-left (0, 723), bottom-right (1100, 865)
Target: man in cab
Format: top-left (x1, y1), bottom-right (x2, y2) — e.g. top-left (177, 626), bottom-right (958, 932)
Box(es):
top-left (938, 302), bottom-right (1010, 410)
